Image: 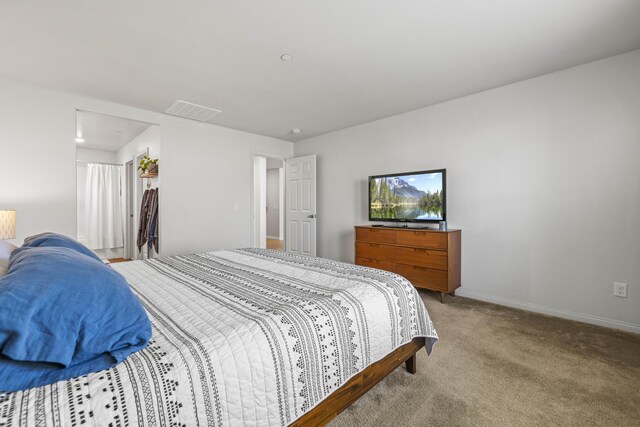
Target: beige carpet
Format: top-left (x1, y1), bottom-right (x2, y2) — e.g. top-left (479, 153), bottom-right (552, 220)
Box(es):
top-left (329, 292), bottom-right (640, 426)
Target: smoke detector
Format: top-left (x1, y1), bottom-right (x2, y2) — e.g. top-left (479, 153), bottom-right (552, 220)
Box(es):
top-left (165, 100), bottom-right (222, 123)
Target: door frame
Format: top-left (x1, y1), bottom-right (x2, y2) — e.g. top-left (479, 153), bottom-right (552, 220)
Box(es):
top-left (250, 152), bottom-right (288, 249)
top-left (124, 160), bottom-right (134, 259)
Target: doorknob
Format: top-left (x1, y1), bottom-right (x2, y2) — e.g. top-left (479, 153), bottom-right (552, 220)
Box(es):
top-left (307, 214), bottom-right (317, 219)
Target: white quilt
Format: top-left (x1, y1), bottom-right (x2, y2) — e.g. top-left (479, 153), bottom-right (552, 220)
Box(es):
top-left (0, 249), bottom-right (438, 426)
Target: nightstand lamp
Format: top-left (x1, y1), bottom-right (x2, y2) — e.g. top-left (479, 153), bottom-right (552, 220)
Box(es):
top-left (0, 210), bottom-right (16, 240)
top-left (0, 210), bottom-right (16, 276)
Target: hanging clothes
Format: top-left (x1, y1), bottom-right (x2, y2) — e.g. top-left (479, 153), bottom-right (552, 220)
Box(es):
top-left (137, 188), bottom-right (158, 253)
top-left (147, 189), bottom-right (159, 253)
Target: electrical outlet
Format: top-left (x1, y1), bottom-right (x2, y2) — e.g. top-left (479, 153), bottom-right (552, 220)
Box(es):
top-left (614, 282), bottom-right (628, 298)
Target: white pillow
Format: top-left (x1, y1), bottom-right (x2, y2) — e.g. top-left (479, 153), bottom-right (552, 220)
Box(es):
top-left (0, 240), bottom-right (18, 277)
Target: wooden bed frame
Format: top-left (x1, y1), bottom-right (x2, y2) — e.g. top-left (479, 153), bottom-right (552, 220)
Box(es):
top-left (290, 336), bottom-right (426, 426)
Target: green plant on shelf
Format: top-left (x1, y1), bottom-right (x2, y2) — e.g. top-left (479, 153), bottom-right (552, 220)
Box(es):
top-left (138, 155), bottom-right (159, 175)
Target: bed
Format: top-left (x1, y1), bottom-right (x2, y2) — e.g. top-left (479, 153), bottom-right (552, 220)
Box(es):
top-left (0, 248), bottom-right (437, 426)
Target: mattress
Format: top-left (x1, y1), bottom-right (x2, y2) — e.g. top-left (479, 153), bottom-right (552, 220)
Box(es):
top-left (0, 249), bottom-right (438, 426)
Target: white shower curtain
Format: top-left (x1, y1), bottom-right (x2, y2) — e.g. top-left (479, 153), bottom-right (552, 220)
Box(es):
top-left (84, 164), bottom-right (124, 250)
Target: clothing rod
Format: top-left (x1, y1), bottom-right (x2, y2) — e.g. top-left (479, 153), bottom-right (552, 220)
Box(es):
top-left (76, 160), bottom-right (123, 166)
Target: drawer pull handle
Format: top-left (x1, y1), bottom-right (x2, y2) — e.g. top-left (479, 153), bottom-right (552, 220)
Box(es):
top-left (370, 229), bottom-right (380, 233)
top-left (370, 243), bottom-right (379, 247)
top-left (414, 231), bottom-right (426, 235)
top-left (413, 248), bottom-right (426, 253)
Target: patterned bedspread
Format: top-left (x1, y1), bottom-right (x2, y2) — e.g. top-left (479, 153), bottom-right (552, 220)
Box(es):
top-left (0, 249), bottom-right (438, 426)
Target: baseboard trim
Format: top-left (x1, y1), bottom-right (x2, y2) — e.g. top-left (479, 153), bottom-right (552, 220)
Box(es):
top-left (455, 289), bottom-right (640, 334)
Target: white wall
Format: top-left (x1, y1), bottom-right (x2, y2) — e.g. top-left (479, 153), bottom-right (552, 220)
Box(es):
top-left (76, 147), bottom-right (118, 163)
top-left (116, 125), bottom-right (160, 170)
top-left (0, 78), bottom-right (293, 254)
top-left (294, 50), bottom-right (640, 332)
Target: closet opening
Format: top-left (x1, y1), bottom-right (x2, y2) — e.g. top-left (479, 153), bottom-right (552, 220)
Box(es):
top-left (75, 110), bottom-right (161, 263)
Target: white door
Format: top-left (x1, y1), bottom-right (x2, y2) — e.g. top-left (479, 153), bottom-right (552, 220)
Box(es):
top-left (286, 155), bottom-right (316, 256)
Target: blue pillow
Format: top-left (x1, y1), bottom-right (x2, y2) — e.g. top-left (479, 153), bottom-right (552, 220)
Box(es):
top-left (22, 232), bottom-right (102, 262)
top-left (0, 246), bottom-right (151, 392)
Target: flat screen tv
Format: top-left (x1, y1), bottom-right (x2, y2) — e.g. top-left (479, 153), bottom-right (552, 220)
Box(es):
top-left (368, 169), bottom-right (446, 223)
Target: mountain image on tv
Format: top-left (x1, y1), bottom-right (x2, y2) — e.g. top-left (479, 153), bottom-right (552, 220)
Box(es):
top-left (370, 173), bottom-right (444, 220)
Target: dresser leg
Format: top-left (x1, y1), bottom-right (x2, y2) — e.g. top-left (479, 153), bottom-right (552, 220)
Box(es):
top-left (440, 292), bottom-right (444, 303)
top-left (451, 290), bottom-right (456, 297)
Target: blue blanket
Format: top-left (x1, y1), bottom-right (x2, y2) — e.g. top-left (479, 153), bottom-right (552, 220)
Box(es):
top-left (22, 232), bottom-right (102, 262)
top-left (0, 246), bottom-right (151, 391)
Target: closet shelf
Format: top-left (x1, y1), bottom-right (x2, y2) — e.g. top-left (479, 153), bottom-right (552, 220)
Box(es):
top-left (140, 173), bottom-right (158, 178)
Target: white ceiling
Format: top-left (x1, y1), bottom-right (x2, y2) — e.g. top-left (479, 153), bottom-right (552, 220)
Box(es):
top-left (77, 110), bottom-right (153, 152)
top-left (1, 1), bottom-right (639, 142)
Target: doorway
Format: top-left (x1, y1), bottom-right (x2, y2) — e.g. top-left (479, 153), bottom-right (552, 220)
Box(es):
top-left (266, 158), bottom-right (285, 250)
top-left (253, 156), bottom-right (285, 251)
top-left (75, 110), bottom-right (160, 262)
top-left (251, 154), bottom-right (317, 256)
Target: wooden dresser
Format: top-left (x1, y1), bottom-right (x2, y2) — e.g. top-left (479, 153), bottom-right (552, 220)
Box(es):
top-left (355, 225), bottom-right (461, 302)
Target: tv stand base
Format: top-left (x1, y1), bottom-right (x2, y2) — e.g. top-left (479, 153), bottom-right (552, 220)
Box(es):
top-left (370, 224), bottom-right (433, 230)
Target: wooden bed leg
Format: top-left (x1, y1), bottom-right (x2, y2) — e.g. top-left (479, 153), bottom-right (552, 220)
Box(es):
top-left (405, 354), bottom-right (417, 374)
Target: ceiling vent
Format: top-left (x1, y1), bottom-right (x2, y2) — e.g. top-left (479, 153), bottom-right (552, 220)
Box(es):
top-left (164, 100), bottom-right (222, 123)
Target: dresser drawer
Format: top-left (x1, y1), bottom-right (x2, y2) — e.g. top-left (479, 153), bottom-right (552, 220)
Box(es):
top-left (395, 264), bottom-right (448, 291)
top-left (396, 230), bottom-right (447, 250)
top-left (396, 247), bottom-right (448, 271)
top-left (355, 242), bottom-right (395, 262)
top-left (356, 227), bottom-right (396, 244)
top-left (356, 257), bottom-right (395, 272)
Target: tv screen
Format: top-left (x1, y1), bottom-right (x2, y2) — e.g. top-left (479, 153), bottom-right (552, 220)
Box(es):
top-left (369, 169), bottom-right (446, 223)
